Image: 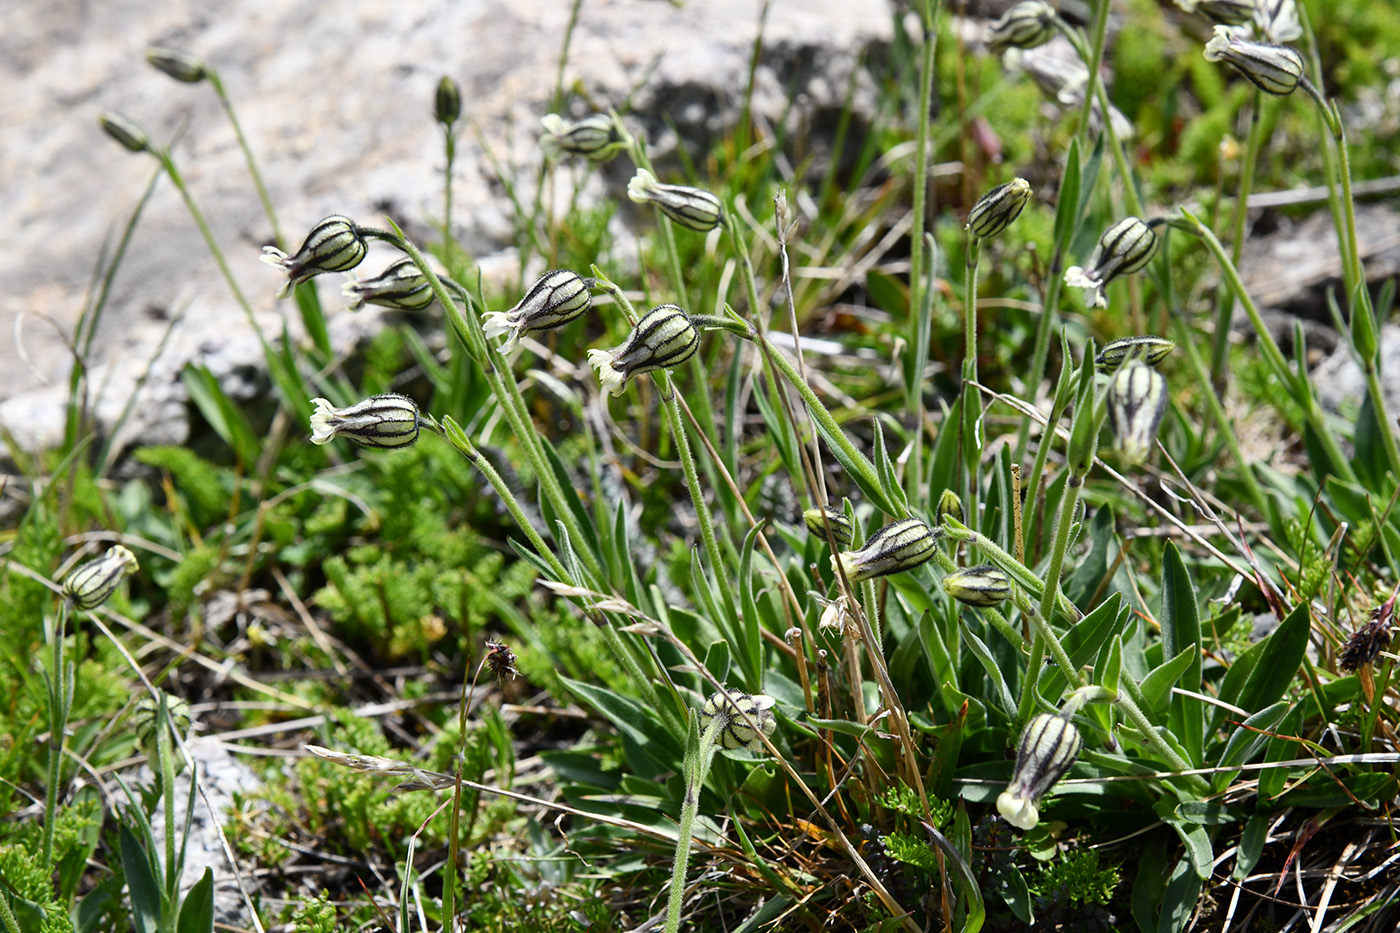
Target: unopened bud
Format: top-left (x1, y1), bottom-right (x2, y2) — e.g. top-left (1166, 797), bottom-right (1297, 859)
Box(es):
top-left (1096, 335), bottom-right (1175, 373)
top-left (966, 178), bottom-right (1033, 240)
top-left (627, 169), bottom-right (723, 232)
top-left (435, 75), bottom-right (462, 125)
top-left (342, 258), bottom-right (435, 312)
top-left (539, 113), bottom-right (623, 162)
top-left (1064, 217), bottom-right (1157, 308)
top-left (1177, 0), bottom-right (1257, 26)
top-left (803, 507), bottom-right (854, 548)
top-left (936, 489), bottom-right (964, 527)
top-left (587, 304), bottom-right (699, 396)
top-left (309, 394), bottom-right (423, 449)
top-left (987, 1), bottom-right (1059, 54)
top-left (1203, 25), bottom-right (1303, 96)
top-left (997, 710), bottom-right (1083, 830)
top-left (700, 690), bottom-right (777, 752)
top-left (145, 47), bottom-right (208, 83)
top-left (483, 270), bottom-right (594, 353)
top-left (98, 112), bottom-right (151, 154)
top-left (261, 215), bottom-right (368, 299)
top-left (1108, 360), bottom-right (1168, 466)
top-left (62, 545), bottom-right (140, 611)
top-left (943, 565), bottom-right (1012, 607)
top-left (832, 518), bottom-right (938, 584)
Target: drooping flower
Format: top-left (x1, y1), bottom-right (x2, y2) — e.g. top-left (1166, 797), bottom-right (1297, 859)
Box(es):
top-left (627, 169), bottom-right (723, 231)
top-left (309, 394), bottom-right (423, 449)
top-left (942, 565), bottom-right (1012, 607)
top-left (481, 270), bottom-right (594, 353)
top-left (1107, 360), bottom-right (1169, 466)
top-left (832, 518), bottom-right (939, 584)
top-left (539, 113), bottom-right (622, 162)
top-left (587, 304), bottom-right (699, 396)
top-left (98, 112), bottom-right (151, 154)
top-left (987, 1), bottom-right (1059, 54)
top-left (62, 545), bottom-right (140, 611)
top-left (261, 216), bottom-right (368, 299)
top-left (1203, 24), bottom-right (1304, 96)
top-left (803, 506), bottom-right (854, 548)
top-left (1173, 0), bottom-right (1256, 26)
top-left (997, 710), bottom-right (1083, 831)
top-left (145, 47), bottom-right (208, 83)
top-left (1064, 217), bottom-right (1158, 308)
top-left (966, 178), bottom-right (1033, 240)
top-left (699, 690), bottom-right (777, 752)
top-left (342, 258), bottom-right (435, 312)
top-left (1095, 336), bottom-right (1175, 373)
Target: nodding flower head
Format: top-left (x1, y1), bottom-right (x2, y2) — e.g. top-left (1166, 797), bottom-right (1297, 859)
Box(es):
top-left (987, 1), bottom-right (1059, 54)
top-left (261, 215), bottom-right (368, 299)
top-left (832, 518), bottom-right (939, 584)
top-left (1063, 217), bottom-right (1157, 308)
top-left (1107, 360), bottom-right (1169, 467)
top-left (699, 690), bottom-right (777, 752)
top-left (803, 507), bottom-right (854, 548)
top-left (342, 258), bottom-right (436, 312)
top-left (309, 394), bottom-right (424, 449)
top-left (587, 304), bottom-right (699, 396)
top-left (966, 178), bottom-right (1033, 241)
top-left (1175, 0), bottom-right (1257, 26)
top-left (145, 47), bottom-right (208, 83)
top-left (1203, 25), bottom-right (1304, 96)
top-left (62, 545), bottom-right (140, 611)
top-left (942, 565), bottom-right (1012, 607)
top-left (98, 112), bottom-right (151, 154)
top-left (482, 270), bottom-right (594, 353)
top-left (1095, 335), bottom-right (1175, 373)
top-left (627, 169), bottom-right (723, 232)
top-left (539, 113), bottom-right (622, 162)
top-left (997, 709), bottom-right (1083, 831)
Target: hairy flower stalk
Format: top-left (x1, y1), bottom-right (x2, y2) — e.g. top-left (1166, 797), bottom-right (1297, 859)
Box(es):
top-left (1064, 217), bottom-right (1158, 308)
top-left (482, 269), bottom-right (594, 353)
top-left (261, 215), bottom-right (368, 299)
top-left (627, 169), bottom-right (723, 232)
top-left (309, 394), bottom-right (426, 448)
top-left (587, 303), bottom-right (699, 396)
top-left (665, 691), bottom-right (776, 933)
top-left (832, 519), bottom-right (938, 584)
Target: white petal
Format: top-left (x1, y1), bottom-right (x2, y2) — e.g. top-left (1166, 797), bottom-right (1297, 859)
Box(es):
top-left (309, 398), bottom-right (338, 444)
top-left (627, 168), bottom-right (658, 204)
top-left (997, 789), bottom-right (1040, 830)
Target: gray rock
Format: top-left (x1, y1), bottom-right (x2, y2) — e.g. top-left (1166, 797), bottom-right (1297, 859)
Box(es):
top-left (1, 0), bottom-right (892, 459)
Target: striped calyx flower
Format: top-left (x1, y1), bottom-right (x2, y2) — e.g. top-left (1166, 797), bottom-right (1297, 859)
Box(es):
top-left (700, 690), bottom-right (777, 752)
top-left (627, 169), bottom-right (723, 232)
top-left (1095, 335), bottom-right (1175, 373)
top-left (1203, 25), bottom-right (1303, 95)
top-left (310, 394), bottom-right (423, 449)
top-left (1107, 360), bottom-right (1169, 466)
top-left (145, 47), bottom-right (208, 83)
top-left (62, 545), bottom-right (140, 611)
top-left (987, 1), bottom-right (1059, 54)
top-left (261, 216), bottom-right (368, 299)
top-left (587, 304), bottom-right (699, 396)
top-left (943, 565), bottom-right (1012, 607)
top-left (342, 258), bottom-right (435, 313)
top-left (832, 518), bottom-right (938, 584)
top-left (1064, 217), bottom-right (1157, 308)
top-left (1175, 0), bottom-right (1257, 26)
top-left (803, 507), bottom-right (854, 548)
top-left (539, 113), bottom-right (622, 162)
top-left (98, 113), bottom-right (151, 154)
top-left (937, 489), bottom-right (964, 526)
top-left (997, 710), bottom-right (1083, 831)
top-left (435, 75), bottom-right (461, 125)
top-left (966, 178), bottom-right (1033, 240)
top-left (483, 270), bottom-right (594, 353)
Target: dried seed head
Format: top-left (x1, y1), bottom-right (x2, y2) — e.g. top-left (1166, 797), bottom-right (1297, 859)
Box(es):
top-left (987, 1), bottom-right (1059, 53)
top-left (832, 518), bottom-right (939, 584)
top-left (966, 178), bottom-right (1033, 240)
top-left (342, 258), bottom-right (435, 312)
top-left (309, 394), bottom-right (423, 449)
top-left (1204, 25), bottom-right (1304, 95)
top-left (803, 507), bottom-right (854, 548)
top-left (997, 711), bottom-right (1083, 831)
top-left (1340, 594), bottom-right (1395, 672)
top-left (539, 113), bottom-right (622, 162)
top-left (145, 47), bottom-right (208, 83)
top-left (627, 169), bottom-right (723, 232)
top-left (700, 690), bottom-right (777, 752)
top-left (484, 638), bottom-right (520, 684)
top-left (1064, 217), bottom-right (1158, 308)
top-left (435, 75), bottom-right (462, 125)
top-left (587, 304), bottom-right (699, 396)
top-left (936, 489), bottom-right (965, 527)
top-left (1108, 360), bottom-right (1169, 466)
top-left (62, 545), bottom-right (140, 611)
top-left (98, 112), bottom-right (151, 154)
top-left (943, 565), bottom-right (1013, 607)
top-left (261, 215), bottom-right (368, 299)
top-left (483, 269), bottom-right (594, 353)
top-left (1096, 336), bottom-right (1175, 373)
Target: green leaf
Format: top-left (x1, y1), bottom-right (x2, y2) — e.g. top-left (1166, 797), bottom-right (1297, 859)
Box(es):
top-left (959, 618), bottom-right (1017, 719)
top-left (872, 415), bottom-right (910, 516)
top-left (1233, 813), bottom-right (1268, 881)
top-left (1236, 602), bottom-right (1310, 715)
top-left (1213, 700), bottom-right (1289, 792)
top-left (1039, 594), bottom-right (1127, 701)
top-left (562, 678), bottom-right (681, 766)
top-left (119, 825), bottom-right (163, 933)
top-left (1161, 543), bottom-right (1203, 765)
top-left (1052, 136), bottom-right (1083, 249)
top-left (737, 520), bottom-right (765, 691)
top-left (1158, 855), bottom-right (1205, 931)
top-left (809, 412), bottom-right (902, 518)
top-left (1277, 772), bottom-right (1396, 809)
top-left (181, 364), bottom-right (260, 466)
top-left (175, 869), bottom-right (214, 933)
top-left (1137, 646), bottom-right (1197, 721)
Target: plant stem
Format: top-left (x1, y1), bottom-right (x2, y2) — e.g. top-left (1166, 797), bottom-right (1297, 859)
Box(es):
top-left (908, 0), bottom-right (938, 506)
top-left (1210, 90), bottom-right (1266, 389)
top-left (963, 240), bottom-right (983, 532)
top-left (664, 718), bottom-right (723, 933)
top-left (41, 602), bottom-right (73, 870)
top-left (208, 71), bottom-right (283, 248)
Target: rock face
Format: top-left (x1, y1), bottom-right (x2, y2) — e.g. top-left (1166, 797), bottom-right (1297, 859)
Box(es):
top-left (1, 0), bottom-right (893, 458)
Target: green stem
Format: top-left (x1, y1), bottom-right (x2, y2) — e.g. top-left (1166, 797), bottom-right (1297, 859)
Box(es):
top-left (208, 71), bottom-right (283, 248)
top-left (157, 697), bottom-right (178, 893)
top-left (0, 889), bottom-right (21, 933)
top-left (1210, 90), bottom-right (1266, 388)
top-left (908, 0), bottom-right (937, 504)
top-left (665, 719), bottom-right (723, 933)
top-left (41, 602), bottom-right (73, 870)
top-left (1073, 2), bottom-right (1111, 151)
top-left (963, 241), bottom-right (983, 531)
top-left (1115, 686), bottom-right (1212, 795)
top-left (1038, 472), bottom-right (1084, 624)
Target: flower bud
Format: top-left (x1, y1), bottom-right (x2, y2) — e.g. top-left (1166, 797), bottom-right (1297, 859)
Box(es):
top-left (832, 518), bottom-right (938, 584)
top-left (700, 690), bottom-right (777, 752)
top-left (1107, 360), bottom-right (1168, 467)
top-left (135, 690), bottom-right (193, 768)
top-left (1203, 25), bottom-right (1303, 96)
top-left (1175, 0), bottom-right (1257, 26)
top-left (482, 270), bottom-right (594, 353)
top-left (966, 178), bottom-right (1032, 240)
top-left (1063, 217), bottom-right (1157, 308)
top-left (539, 113), bottom-right (623, 162)
top-left (587, 304), bottom-right (699, 396)
top-left (942, 565), bottom-right (1012, 607)
top-left (342, 258), bottom-right (435, 312)
top-left (98, 112), bottom-right (151, 154)
top-left (261, 215), bottom-right (368, 299)
top-left (987, 2), bottom-right (1059, 53)
top-left (145, 47), bottom-right (208, 83)
top-left (1095, 335), bottom-right (1175, 373)
top-left (62, 545), bottom-right (140, 611)
top-left (803, 507), bottom-right (854, 548)
top-left (627, 169), bottom-right (723, 232)
top-left (435, 75), bottom-right (461, 125)
top-left (997, 710), bottom-right (1083, 830)
top-left (309, 394), bottom-right (423, 449)
top-left (936, 489), bottom-right (964, 527)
